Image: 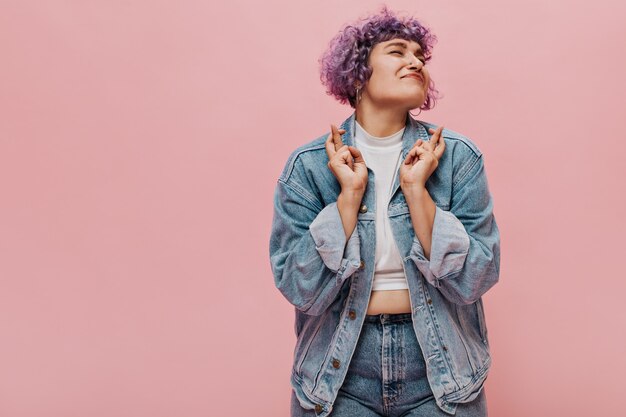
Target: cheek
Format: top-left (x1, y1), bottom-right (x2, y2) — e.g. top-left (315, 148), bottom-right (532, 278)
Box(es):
top-left (369, 77), bottom-right (399, 97)
top-left (372, 71), bottom-right (400, 89)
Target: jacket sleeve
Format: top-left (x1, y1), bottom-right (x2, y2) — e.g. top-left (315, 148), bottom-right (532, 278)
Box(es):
top-left (269, 178), bottom-right (361, 316)
top-left (409, 154), bottom-right (501, 305)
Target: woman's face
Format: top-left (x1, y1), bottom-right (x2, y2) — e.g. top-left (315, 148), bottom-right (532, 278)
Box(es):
top-left (362, 38), bottom-right (430, 110)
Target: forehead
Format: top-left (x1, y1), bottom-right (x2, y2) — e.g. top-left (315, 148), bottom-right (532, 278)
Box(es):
top-left (375, 38), bottom-right (422, 51)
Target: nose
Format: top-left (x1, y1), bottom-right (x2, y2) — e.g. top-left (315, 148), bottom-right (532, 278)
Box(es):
top-left (407, 55), bottom-right (424, 70)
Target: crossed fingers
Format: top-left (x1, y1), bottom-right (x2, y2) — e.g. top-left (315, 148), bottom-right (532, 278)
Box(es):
top-left (412, 125), bottom-right (445, 160)
top-left (325, 124), bottom-right (353, 169)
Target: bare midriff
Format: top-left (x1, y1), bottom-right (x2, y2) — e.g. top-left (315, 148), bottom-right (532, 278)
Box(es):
top-left (366, 289), bottom-right (412, 315)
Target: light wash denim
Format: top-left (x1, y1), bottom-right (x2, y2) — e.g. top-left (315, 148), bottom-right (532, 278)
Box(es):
top-left (269, 111), bottom-right (500, 416)
top-left (291, 312), bottom-right (488, 417)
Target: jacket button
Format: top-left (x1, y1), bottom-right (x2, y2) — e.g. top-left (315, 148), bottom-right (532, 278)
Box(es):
top-left (315, 404), bottom-right (323, 413)
top-left (349, 310), bottom-right (356, 320)
top-left (332, 359), bottom-right (341, 369)
top-left (359, 260), bottom-right (365, 269)
top-left (427, 299), bottom-right (432, 304)
top-left (359, 204), bottom-right (368, 213)
top-left (443, 345), bottom-right (448, 351)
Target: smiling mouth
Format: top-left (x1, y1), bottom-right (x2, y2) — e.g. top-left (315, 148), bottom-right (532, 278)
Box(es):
top-left (403, 75), bottom-right (423, 83)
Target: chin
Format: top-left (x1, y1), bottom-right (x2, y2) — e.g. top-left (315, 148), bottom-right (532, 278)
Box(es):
top-left (398, 94), bottom-right (425, 109)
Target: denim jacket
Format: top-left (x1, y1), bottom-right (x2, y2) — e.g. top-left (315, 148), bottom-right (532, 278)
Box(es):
top-left (269, 111), bottom-right (501, 416)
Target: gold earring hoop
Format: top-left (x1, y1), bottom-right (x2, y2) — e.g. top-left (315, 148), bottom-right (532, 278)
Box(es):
top-left (409, 108), bottom-right (422, 117)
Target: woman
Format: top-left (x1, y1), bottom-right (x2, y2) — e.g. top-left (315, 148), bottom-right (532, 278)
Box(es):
top-left (269, 6), bottom-right (500, 417)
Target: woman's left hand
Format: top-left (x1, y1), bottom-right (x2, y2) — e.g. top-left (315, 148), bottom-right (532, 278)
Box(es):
top-left (399, 126), bottom-right (446, 189)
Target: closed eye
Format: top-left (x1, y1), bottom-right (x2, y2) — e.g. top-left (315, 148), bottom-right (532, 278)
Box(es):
top-left (391, 50), bottom-right (426, 63)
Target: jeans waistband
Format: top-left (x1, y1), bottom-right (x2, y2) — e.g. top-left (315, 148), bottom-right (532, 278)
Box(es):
top-left (364, 312), bottom-right (413, 324)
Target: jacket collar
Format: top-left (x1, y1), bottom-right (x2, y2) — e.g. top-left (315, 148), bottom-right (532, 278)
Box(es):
top-left (338, 110), bottom-right (430, 161)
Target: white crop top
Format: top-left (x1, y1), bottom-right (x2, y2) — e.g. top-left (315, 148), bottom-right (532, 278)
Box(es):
top-left (354, 120), bottom-right (409, 291)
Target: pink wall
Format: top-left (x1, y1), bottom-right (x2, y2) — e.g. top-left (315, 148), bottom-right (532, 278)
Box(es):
top-left (1, 1), bottom-right (624, 416)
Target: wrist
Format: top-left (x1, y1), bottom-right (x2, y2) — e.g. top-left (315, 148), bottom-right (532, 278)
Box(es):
top-left (338, 189), bottom-right (364, 205)
top-left (340, 186), bottom-right (364, 196)
top-left (401, 182), bottom-right (427, 195)
top-left (402, 185), bottom-right (430, 207)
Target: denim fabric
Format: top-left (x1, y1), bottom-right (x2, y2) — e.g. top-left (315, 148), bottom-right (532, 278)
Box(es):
top-left (269, 111), bottom-right (500, 416)
top-left (291, 313), bottom-right (488, 417)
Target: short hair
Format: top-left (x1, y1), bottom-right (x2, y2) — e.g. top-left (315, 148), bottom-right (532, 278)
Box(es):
top-left (318, 5), bottom-right (442, 109)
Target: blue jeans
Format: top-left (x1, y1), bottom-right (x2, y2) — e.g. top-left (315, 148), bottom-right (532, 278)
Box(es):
top-left (291, 312), bottom-right (488, 417)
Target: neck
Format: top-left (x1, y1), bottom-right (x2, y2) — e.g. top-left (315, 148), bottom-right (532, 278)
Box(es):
top-left (354, 100), bottom-right (408, 137)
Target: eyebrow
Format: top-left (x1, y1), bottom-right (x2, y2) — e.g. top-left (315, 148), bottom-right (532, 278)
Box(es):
top-left (384, 42), bottom-right (424, 55)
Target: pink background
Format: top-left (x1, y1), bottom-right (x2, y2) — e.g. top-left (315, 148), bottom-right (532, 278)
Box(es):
top-left (1, 1), bottom-right (625, 416)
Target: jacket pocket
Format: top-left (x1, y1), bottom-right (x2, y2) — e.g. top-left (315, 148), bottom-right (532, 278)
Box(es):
top-left (295, 314), bottom-right (325, 376)
top-left (454, 302), bottom-right (491, 374)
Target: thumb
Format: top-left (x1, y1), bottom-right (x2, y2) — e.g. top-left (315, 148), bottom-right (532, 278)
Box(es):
top-left (349, 146), bottom-right (365, 164)
top-left (403, 146), bottom-right (425, 165)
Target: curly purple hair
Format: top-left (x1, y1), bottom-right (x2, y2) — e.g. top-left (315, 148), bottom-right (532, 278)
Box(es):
top-left (318, 5), bottom-right (442, 110)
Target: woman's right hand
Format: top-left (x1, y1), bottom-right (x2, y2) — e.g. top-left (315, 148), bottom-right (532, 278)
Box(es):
top-left (325, 124), bottom-right (368, 193)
